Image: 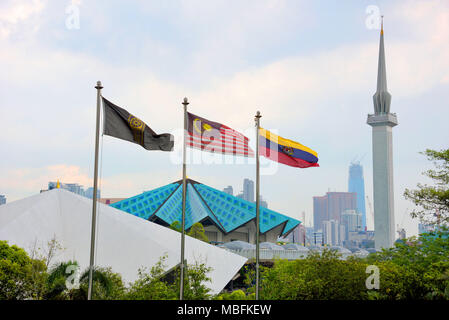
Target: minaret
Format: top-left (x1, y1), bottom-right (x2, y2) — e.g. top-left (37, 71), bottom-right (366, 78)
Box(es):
top-left (367, 17), bottom-right (398, 249)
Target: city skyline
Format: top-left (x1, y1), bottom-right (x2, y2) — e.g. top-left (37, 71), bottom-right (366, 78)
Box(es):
top-left (1, 1), bottom-right (449, 237)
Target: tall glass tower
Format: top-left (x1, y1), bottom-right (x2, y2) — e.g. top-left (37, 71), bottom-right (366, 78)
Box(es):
top-left (348, 162), bottom-right (367, 230)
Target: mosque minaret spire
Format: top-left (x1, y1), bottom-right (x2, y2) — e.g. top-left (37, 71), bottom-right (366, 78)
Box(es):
top-left (367, 17), bottom-right (398, 249)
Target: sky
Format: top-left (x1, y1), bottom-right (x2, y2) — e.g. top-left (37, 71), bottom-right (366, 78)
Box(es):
top-left (1, 0), bottom-right (448, 236)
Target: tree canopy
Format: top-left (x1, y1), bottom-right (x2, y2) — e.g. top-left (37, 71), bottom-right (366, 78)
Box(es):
top-left (404, 148), bottom-right (449, 226)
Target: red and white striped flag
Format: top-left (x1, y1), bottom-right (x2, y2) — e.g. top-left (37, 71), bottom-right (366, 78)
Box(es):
top-left (186, 112), bottom-right (254, 157)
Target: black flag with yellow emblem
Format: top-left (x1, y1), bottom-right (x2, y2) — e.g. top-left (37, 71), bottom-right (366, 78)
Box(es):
top-left (102, 97), bottom-right (174, 151)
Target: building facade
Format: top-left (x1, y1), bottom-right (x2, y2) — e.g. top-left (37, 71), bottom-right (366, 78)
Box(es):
top-left (313, 195), bottom-right (328, 232)
top-left (47, 181), bottom-right (101, 200)
top-left (243, 178), bottom-right (254, 202)
top-left (223, 186), bottom-right (233, 196)
top-left (85, 187), bottom-right (101, 199)
top-left (313, 192), bottom-right (357, 231)
top-left (281, 223), bottom-right (306, 244)
top-left (322, 219), bottom-right (345, 246)
top-left (341, 209), bottom-right (363, 240)
top-left (0, 195), bottom-right (6, 205)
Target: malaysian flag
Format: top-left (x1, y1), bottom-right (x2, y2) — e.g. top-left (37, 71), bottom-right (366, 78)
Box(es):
top-left (186, 112), bottom-right (255, 157)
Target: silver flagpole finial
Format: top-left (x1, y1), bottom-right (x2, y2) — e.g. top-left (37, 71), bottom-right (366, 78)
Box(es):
top-left (183, 97), bottom-right (189, 106)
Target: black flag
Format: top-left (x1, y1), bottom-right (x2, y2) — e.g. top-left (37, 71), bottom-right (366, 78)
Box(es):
top-left (102, 97), bottom-right (174, 151)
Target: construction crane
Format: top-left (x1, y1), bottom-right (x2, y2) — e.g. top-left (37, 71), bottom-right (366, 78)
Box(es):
top-left (351, 153), bottom-right (367, 165)
top-left (396, 208), bottom-right (409, 239)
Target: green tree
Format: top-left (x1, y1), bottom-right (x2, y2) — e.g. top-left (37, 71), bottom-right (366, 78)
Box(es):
top-left (0, 241), bottom-right (47, 300)
top-left (404, 148), bottom-right (449, 226)
top-left (169, 221), bottom-right (209, 243)
top-left (174, 260), bottom-right (212, 300)
top-left (188, 222), bottom-right (209, 243)
top-left (126, 254), bottom-right (177, 300)
top-left (367, 229), bottom-right (449, 299)
top-left (77, 267), bottom-right (124, 300)
top-left (215, 289), bottom-right (254, 300)
top-left (45, 261), bottom-right (123, 300)
top-left (239, 248), bottom-right (439, 300)
top-left (169, 221), bottom-right (182, 232)
top-left (126, 254), bottom-right (212, 300)
top-left (256, 250), bottom-right (368, 300)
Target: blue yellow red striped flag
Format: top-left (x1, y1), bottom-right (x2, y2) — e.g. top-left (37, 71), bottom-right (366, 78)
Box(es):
top-left (259, 128), bottom-right (319, 168)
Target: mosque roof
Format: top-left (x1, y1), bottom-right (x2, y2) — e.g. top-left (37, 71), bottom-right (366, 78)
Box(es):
top-left (111, 178), bottom-right (300, 237)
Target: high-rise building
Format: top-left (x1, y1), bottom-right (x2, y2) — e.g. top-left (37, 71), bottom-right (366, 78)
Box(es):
top-left (282, 223), bottom-right (306, 244)
top-left (243, 178), bottom-right (254, 202)
top-left (313, 192), bottom-right (357, 231)
top-left (367, 20), bottom-right (397, 249)
top-left (0, 195), bottom-right (6, 205)
top-left (341, 209), bottom-right (363, 240)
top-left (322, 220), bottom-right (345, 246)
top-left (223, 186), bottom-right (233, 196)
top-left (49, 181), bottom-right (85, 196)
top-left (397, 228), bottom-right (406, 240)
top-left (311, 230), bottom-right (323, 246)
top-left (348, 162), bottom-right (367, 230)
top-left (85, 187), bottom-right (101, 199)
top-left (260, 197), bottom-right (268, 209)
top-left (418, 223), bottom-right (434, 235)
top-left (47, 181), bottom-right (99, 199)
top-left (313, 195), bottom-right (328, 232)
top-left (232, 179), bottom-right (268, 207)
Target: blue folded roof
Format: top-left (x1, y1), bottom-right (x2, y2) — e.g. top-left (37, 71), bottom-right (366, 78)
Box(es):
top-left (111, 179), bottom-right (300, 237)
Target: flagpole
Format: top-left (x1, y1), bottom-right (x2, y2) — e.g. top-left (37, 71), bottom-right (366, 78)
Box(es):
top-left (255, 110), bottom-right (261, 300)
top-left (180, 97), bottom-right (189, 300)
top-left (88, 80), bottom-right (103, 300)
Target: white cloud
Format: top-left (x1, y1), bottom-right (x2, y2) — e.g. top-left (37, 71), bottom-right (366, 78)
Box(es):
top-left (0, 0), bottom-right (46, 38)
top-left (0, 164), bottom-right (91, 198)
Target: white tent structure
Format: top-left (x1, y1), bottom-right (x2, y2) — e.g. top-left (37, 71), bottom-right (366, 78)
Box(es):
top-left (0, 189), bottom-right (247, 295)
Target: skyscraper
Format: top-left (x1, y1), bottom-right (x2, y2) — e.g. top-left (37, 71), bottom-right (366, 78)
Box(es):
top-left (223, 186), bottom-right (233, 195)
top-left (85, 187), bottom-right (101, 199)
top-left (243, 178), bottom-right (254, 202)
top-left (282, 224), bottom-right (306, 244)
top-left (341, 209), bottom-right (363, 240)
top-left (367, 19), bottom-right (397, 249)
top-left (348, 162), bottom-right (367, 230)
top-left (322, 219), bottom-right (345, 246)
top-left (313, 192), bottom-right (357, 231)
top-left (313, 195), bottom-right (328, 232)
